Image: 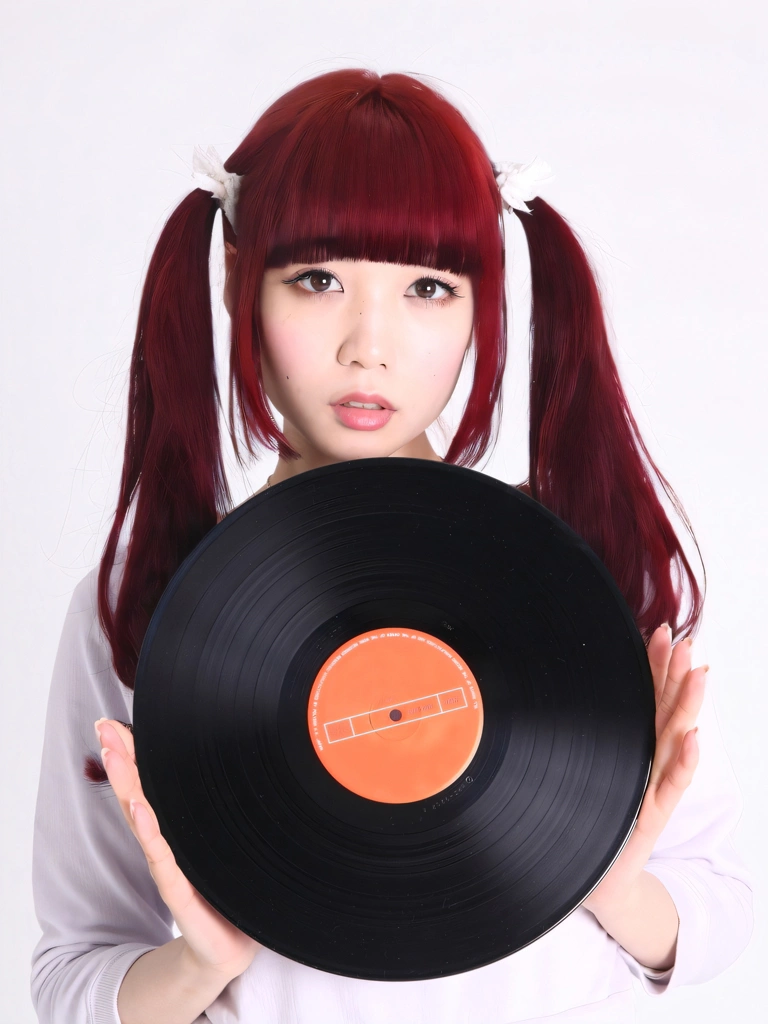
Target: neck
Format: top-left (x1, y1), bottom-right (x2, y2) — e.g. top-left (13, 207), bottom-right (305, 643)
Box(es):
top-left (264, 427), bottom-right (443, 490)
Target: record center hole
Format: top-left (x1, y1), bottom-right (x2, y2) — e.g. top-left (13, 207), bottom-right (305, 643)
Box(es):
top-left (389, 709), bottom-right (402, 722)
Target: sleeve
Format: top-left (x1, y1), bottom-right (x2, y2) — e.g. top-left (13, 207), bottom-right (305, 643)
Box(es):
top-left (616, 663), bottom-right (755, 995)
top-left (29, 565), bottom-right (180, 1024)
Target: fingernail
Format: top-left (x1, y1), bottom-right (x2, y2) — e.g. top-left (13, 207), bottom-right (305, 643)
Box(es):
top-left (94, 717), bottom-right (108, 743)
top-left (129, 800), bottom-right (137, 821)
top-left (100, 747), bottom-right (110, 765)
top-left (686, 637), bottom-right (694, 647)
top-left (663, 623), bottom-right (672, 639)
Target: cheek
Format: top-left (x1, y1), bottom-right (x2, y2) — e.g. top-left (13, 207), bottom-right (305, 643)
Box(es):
top-left (260, 312), bottom-right (326, 391)
top-left (406, 313), bottom-right (473, 393)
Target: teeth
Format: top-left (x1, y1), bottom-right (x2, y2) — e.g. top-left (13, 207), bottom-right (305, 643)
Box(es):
top-left (342, 401), bottom-right (384, 409)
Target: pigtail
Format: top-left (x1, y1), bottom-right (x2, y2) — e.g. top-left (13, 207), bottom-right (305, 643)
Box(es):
top-left (97, 188), bottom-right (232, 694)
top-left (83, 70), bottom-right (702, 786)
top-left (515, 198), bottom-right (703, 641)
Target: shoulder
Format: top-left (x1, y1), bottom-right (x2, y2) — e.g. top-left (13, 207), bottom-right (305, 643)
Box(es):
top-left (67, 541), bottom-right (128, 618)
top-left (52, 549), bottom-right (131, 705)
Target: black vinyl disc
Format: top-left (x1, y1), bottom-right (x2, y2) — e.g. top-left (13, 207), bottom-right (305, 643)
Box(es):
top-left (132, 457), bottom-right (655, 981)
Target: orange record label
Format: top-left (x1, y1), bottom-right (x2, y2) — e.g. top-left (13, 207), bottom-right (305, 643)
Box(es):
top-left (308, 628), bottom-right (483, 803)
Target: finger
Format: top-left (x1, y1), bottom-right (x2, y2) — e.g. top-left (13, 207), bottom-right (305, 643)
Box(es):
top-left (654, 727), bottom-right (700, 820)
top-left (647, 624), bottom-right (673, 709)
top-left (655, 637), bottom-right (693, 736)
top-left (102, 750), bottom-right (191, 909)
top-left (110, 720), bottom-right (135, 761)
top-left (97, 719), bottom-right (138, 769)
top-left (100, 743), bottom-right (145, 835)
top-left (650, 666), bottom-right (707, 787)
top-left (664, 664), bottom-right (707, 739)
top-left (130, 800), bottom-right (196, 916)
top-left (95, 719), bottom-right (129, 757)
top-left (668, 636), bottom-right (693, 688)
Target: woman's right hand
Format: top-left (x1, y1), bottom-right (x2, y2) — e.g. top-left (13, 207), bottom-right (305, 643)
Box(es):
top-left (95, 718), bottom-right (262, 982)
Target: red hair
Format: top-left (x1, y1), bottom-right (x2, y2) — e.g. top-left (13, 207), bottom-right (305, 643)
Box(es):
top-left (86, 68), bottom-right (702, 784)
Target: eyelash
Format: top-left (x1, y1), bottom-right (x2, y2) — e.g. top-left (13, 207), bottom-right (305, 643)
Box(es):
top-left (282, 268), bottom-right (461, 307)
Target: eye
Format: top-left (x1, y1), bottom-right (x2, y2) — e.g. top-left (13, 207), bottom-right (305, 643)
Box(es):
top-left (283, 269), bottom-right (343, 294)
top-left (406, 277), bottom-right (460, 303)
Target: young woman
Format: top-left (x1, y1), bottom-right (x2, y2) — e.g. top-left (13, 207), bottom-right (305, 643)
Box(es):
top-left (30, 68), bottom-right (753, 1024)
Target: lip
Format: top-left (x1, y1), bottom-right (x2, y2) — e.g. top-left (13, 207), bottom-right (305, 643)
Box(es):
top-left (332, 392), bottom-right (395, 410)
top-left (331, 392), bottom-right (396, 432)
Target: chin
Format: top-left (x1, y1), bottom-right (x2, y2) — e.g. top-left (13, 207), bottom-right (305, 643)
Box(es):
top-left (329, 442), bottom-right (396, 462)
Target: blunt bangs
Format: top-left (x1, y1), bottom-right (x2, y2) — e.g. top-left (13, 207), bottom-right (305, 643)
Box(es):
top-left (262, 89), bottom-right (498, 276)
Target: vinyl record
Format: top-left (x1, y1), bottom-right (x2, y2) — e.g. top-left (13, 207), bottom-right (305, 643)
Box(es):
top-left (132, 457), bottom-right (655, 981)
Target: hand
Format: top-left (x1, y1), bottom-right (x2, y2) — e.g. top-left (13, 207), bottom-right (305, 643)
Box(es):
top-left (582, 625), bottom-right (707, 915)
top-left (95, 718), bottom-right (261, 981)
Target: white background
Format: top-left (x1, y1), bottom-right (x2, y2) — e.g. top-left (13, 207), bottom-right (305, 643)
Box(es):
top-left (2, 1), bottom-right (765, 1020)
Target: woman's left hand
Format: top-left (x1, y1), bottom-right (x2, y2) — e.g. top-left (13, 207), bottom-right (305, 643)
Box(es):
top-left (582, 625), bottom-right (708, 915)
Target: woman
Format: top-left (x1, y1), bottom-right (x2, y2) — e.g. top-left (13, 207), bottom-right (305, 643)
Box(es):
top-left (30, 67), bottom-right (753, 1023)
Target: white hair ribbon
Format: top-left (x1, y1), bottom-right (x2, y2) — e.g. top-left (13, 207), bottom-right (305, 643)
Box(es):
top-left (191, 145), bottom-right (242, 230)
top-left (190, 144), bottom-right (552, 227)
top-left (495, 157), bottom-right (555, 214)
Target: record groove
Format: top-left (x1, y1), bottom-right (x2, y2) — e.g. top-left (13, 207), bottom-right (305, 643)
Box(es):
top-left (133, 457), bottom-right (654, 980)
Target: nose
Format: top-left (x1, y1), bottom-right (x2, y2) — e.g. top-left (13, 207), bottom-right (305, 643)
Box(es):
top-left (337, 289), bottom-right (396, 370)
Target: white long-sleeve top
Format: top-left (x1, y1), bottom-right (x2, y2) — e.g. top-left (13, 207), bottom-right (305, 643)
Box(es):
top-left (30, 557), bottom-right (754, 1023)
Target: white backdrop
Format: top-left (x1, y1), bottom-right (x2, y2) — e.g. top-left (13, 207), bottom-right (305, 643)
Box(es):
top-left (2, 1), bottom-right (765, 1020)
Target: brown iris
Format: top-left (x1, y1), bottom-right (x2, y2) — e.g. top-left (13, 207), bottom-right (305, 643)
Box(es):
top-left (307, 272), bottom-right (334, 292)
top-left (413, 278), bottom-right (440, 299)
